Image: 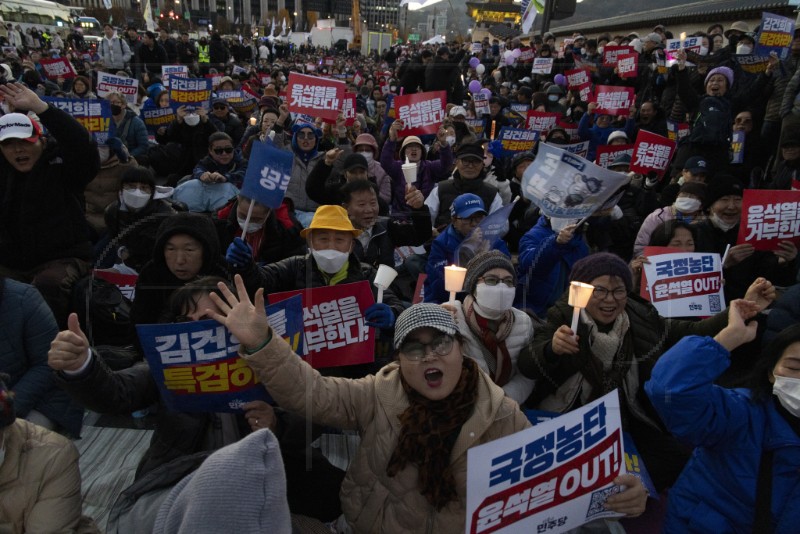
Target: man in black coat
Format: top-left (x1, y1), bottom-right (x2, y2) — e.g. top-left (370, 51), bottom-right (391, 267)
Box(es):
top-left (424, 45), bottom-right (466, 104)
top-left (138, 31), bottom-right (168, 76)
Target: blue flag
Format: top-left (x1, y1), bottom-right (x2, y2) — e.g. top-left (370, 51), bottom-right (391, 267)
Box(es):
top-left (455, 202), bottom-right (515, 266)
top-left (240, 140), bottom-right (294, 209)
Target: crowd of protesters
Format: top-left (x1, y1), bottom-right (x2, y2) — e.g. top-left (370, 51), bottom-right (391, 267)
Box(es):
top-left (1, 14), bottom-right (800, 533)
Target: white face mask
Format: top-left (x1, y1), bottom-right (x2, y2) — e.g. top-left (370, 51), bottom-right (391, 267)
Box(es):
top-left (358, 151), bottom-right (374, 164)
top-left (736, 44), bottom-right (752, 55)
top-left (674, 197), bottom-right (701, 214)
top-left (475, 283), bottom-right (516, 319)
top-left (237, 216), bottom-right (264, 234)
top-left (121, 188), bottom-right (150, 210)
top-left (184, 113), bottom-right (200, 127)
top-left (773, 376), bottom-right (800, 418)
top-left (711, 212), bottom-right (738, 232)
top-left (698, 46), bottom-right (709, 56)
top-left (312, 248), bottom-right (349, 273)
top-left (445, 135), bottom-right (456, 146)
top-left (548, 94), bottom-right (559, 102)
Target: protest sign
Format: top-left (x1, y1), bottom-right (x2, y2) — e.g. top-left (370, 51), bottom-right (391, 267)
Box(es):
top-left (141, 107), bottom-right (176, 134)
top-left (466, 391), bottom-right (624, 534)
top-left (559, 140), bottom-right (591, 159)
top-left (572, 54), bottom-right (598, 73)
top-left (162, 64), bottom-right (189, 87)
top-left (93, 270), bottom-right (138, 301)
top-left (616, 54), bottom-right (638, 78)
top-left (521, 142), bottom-right (631, 219)
top-left (564, 68), bottom-right (590, 89)
top-left (1, 46), bottom-right (17, 57)
top-left (641, 247), bottom-right (725, 317)
top-left (532, 57), bottom-right (554, 74)
top-left (602, 45), bottom-right (635, 67)
top-left (136, 296), bottom-right (303, 413)
top-left (755, 12), bottom-right (795, 59)
top-left (576, 82), bottom-right (593, 103)
top-left (287, 72), bottom-right (346, 122)
top-left (665, 37), bottom-right (701, 66)
top-left (629, 130), bottom-right (676, 178)
top-left (232, 65), bottom-right (248, 76)
top-left (518, 47), bottom-right (535, 62)
top-left (733, 54), bottom-right (770, 74)
top-left (731, 131), bottom-right (745, 164)
top-left (241, 140), bottom-right (294, 209)
top-left (216, 90), bottom-right (258, 115)
top-left (594, 86), bottom-right (634, 116)
top-left (268, 281), bottom-right (376, 368)
top-left (44, 97), bottom-right (111, 143)
top-left (206, 73), bottom-right (223, 88)
top-left (456, 203), bottom-right (515, 266)
top-left (496, 127), bottom-right (538, 157)
top-left (556, 120), bottom-right (580, 142)
top-left (595, 144), bottom-right (634, 168)
top-left (395, 90), bottom-right (447, 136)
top-left (259, 74), bottom-right (272, 86)
top-left (666, 120), bottom-right (691, 143)
top-left (39, 58), bottom-right (76, 79)
top-left (472, 42), bottom-right (483, 54)
top-left (97, 71), bottom-right (138, 105)
top-left (169, 77), bottom-right (212, 110)
top-left (510, 103), bottom-right (531, 115)
top-left (466, 118), bottom-right (486, 139)
top-left (341, 92), bottom-right (357, 126)
top-left (526, 111), bottom-right (561, 134)
top-left (474, 92), bottom-right (491, 116)
top-left (737, 189), bottom-right (800, 250)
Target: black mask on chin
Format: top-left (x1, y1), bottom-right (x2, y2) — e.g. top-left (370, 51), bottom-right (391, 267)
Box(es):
top-left (728, 34), bottom-right (741, 48)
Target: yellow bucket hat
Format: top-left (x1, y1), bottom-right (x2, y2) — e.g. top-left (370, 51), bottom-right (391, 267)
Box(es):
top-left (300, 205), bottom-right (362, 238)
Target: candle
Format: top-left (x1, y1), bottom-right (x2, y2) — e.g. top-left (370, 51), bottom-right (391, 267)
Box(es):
top-left (373, 264), bottom-right (398, 304)
top-left (568, 281), bottom-right (595, 339)
top-left (444, 265), bottom-right (468, 305)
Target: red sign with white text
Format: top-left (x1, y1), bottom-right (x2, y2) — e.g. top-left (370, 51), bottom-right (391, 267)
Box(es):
top-left (629, 130), bottom-right (676, 178)
top-left (341, 92), bottom-right (357, 127)
top-left (395, 90), bottom-right (447, 136)
top-left (565, 68), bottom-right (590, 88)
top-left (287, 72), bottom-right (346, 122)
top-left (737, 189), bottom-right (800, 250)
top-left (594, 86), bottom-right (634, 116)
top-left (595, 144), bottom-right (634, 168)
top-left (526, 111), bottom-right (561, 133)
top-left (602, 46), bottom-right (635, 67)
top-left (40, 58), bottom-right (77, 79)
top-left (616, 54), bottom-right (638, 78)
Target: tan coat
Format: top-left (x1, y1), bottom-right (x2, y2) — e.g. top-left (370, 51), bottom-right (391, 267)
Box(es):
top-left (0, 420), bottom-right (95, 534)
top-left (245, 334), bottom-right (531, 534)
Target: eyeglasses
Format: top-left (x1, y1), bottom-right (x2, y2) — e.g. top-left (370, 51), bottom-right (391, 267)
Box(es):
top-left (400, 334), bottom-right (454, 361)
top-left (480, 276), bottom-right (515, 288)
top-left (212, 147), bottom-right (234, 155)
top-left (459, 158), bottom-right (483, 167)
top-left (592, 286), bottom-right (628, 301)
top-left (297, 132), bottom-right (316, 140)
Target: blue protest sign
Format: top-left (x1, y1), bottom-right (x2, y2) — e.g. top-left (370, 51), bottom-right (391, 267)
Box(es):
top-left (755, 12), bottom-right (795, 59)
top-left (731, 131), bottom-right (745, 165)
top-left (455, 202), bottom-right (515, 266)
top-left (43, 97), bottom-right (111, 143)
top-left (496, 127), bottom-right (538, 157)
top-left (240, 139), bottom-right (294, 209)
top-left (169, 77), bottom-right (213, 110)
top-left (141, 107), bottom-right (177, 135)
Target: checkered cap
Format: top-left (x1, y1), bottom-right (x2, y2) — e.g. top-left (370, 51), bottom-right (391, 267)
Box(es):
top-left (393, 304), bottom-right (458, 350)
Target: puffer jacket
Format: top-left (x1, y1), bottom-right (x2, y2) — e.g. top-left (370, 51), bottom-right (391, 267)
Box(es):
top-left (646, 336), bottom-right (800, 533)
top-left (287, 152), bottom-right (324, 213)
top-left (111, 109), bottom-right (149, 158)
top-left (84, 154), bottom-right (139, 233)
top-left (243, 334), bottom-right (531, 534)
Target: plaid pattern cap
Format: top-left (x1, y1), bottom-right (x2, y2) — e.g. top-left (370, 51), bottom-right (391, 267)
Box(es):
top-left (394, 304), bottom-right (458, 350)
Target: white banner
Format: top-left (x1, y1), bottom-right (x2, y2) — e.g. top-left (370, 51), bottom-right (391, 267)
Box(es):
top-left (532, 57), bottom-right (554, 74)
top-left (642, 249), bottom-right (725, 317)
top-left (96, 71), bottom-right (138, 105)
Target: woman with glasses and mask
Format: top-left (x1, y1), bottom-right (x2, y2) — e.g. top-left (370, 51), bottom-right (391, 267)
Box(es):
top-left (209, 284), bottom-right (647, 533)
top-left (519, 252), bottom-right (775, 494)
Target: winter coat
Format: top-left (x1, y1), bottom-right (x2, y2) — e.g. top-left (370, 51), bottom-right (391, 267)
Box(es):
top-left (380, 140), bottom-right (453, 213)
top-left (353, 213), bottom-right (432, 270)
top-left (162, 119), bottom-right (219, 177)
top-left (577, 113), bottom-right (635, 161)
top-left (764, 283), bottom-right (800, 345)
top-left (0, 279), bottom-right (83, 436)
top-left (138, 42), bottom-right (168, 75)
top-left (84, 155), bottom-right (139, 233)
top-left (304, 157), bottom-right (389, 215)
top-left (765, 54), bottom-right (800, 121)
top-left (103, 198), bottom-right (176, 272)
top-left (287, 152), bottom-right (323, 213)
top-left (0, 105), bottom-right (100, 271)
top-left (517, 216), bottom-right (589, 317)
top-left (645, 336), bottom-right (800, 533)
top-left (242, 334), bottom-right (531, 534)
top-left (424, 54), bottom-right (465, 104)
top-left (97, 34), bottom-right (132, 70)
top-left (633, 206), bottom-right (696, 258)
top-left (209, 113), bottom-right (245, 146)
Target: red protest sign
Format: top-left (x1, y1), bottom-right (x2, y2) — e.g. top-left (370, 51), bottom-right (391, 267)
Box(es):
top-left (576, 82), bottom-right (593, 103)
top-left (40, 58), bottom-right (76, 79)
top-left (268, 281), bottom-right (375, 368)
top-left (341, 92), bottom-right (356, 127)
top-left (565, 68), bottom-right (591, 88)
top-left (602, 45), bottom-right (635, 67)
top-left (737, 189), bottom-right (800, 251)
top-left (594, 85), bottom-right (634, 116)
top-left (93, 270), bottom-right (138, 301)
top-left (525, 111), bottom-right (561, 133)
top-left (616, 54), bottom-right (638, 78)
top-left (556, 120), bottom-right (579, 142)
top-left (259, 74), bottom-right (271, 86)
top-left (395, 90), bottom-right (447, 136)
top-left (595, 144), bottom-right (634, 168)
top-left (287, 72), bottom-right (346, 122)
top-left (630, 130), bottom-right (676, 178)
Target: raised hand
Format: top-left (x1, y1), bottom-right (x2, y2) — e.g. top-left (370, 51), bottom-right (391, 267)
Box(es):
top-left (0, 82), bottom-right (48, 114)
top-left (49, 313), bottom-right (90, 372)
top-left (206, 274), bottom-right (270, 351)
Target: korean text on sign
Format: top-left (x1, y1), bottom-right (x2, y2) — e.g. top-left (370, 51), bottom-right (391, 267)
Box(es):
top-left (755, 12), bottom-right (795, 59)
top-left (737, 189), bottom-right (800, 251)
top-left (169, 77), bottom-right (212, 109)
top-left (497, 127), bottom-right (538, 156)
top-left (241, 139), bottom-right (294, 209)
top-left (629, 130), bottom-right (675, 178)
top-left (526, 111), bottom-right (561, 133)
top-left (595, 145), bottom-right (633, 168)
top-left (395, 90), bottom-right (447, 136)
top-left (40, 58), bottom-right (76, 79)
top-left (44, 97), bottom-right (111, 143)
top-left (616, 54), bottom-right (638, 79)
top-left (594, 86), bottom-right (634, 116)
top-left (287, 72), bottom-right (346, 121)
top-left (641, 248), bottom-right (725, 317)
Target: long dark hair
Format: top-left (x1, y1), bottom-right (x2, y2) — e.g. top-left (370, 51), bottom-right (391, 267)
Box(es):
top-left (748, 323), bottom-right (800, 403)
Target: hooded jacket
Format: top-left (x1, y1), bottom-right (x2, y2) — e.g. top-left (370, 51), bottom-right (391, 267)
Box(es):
top-left (287, 125), bottom-right (323, 213)
top-left (380, 139), bottom-right (453, 213)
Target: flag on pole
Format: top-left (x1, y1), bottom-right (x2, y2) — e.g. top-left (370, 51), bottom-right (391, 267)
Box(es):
top-left (143, 0), bottom-right (156, 32)
top-left (520, 0), bottom-right (545, 34)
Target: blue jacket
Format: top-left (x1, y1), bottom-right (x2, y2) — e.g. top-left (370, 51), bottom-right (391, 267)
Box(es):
top-left (645, 336), bottom-right (800, 534)
top-left (111, 109), bottom-right (150, 157)
top-left (577, 112), bottom-right (635, 161)
top-left (517, 216), bottom-right (588, 317)
top-left (423, 225), bottom-right (510, 304)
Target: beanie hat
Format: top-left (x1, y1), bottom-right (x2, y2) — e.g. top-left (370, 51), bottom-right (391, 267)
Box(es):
top-left (570, 252), bottom-right (633, 292)
top-left (121, 166), bottom-right (156, 191)
top-left (463, 250), bottom-right (515, 295)
top-left (678, 181), bottom-right (707, 202)
top-left (400, 135), bottom-right (424, 156)
top-left (705, 67), bottom-right (734, 89)
top-left (704, 176), bottom-right (743, 208)
top-left (153, 429), bottom-right (291, 533)
top-left (0, 373), bottom-right (16, 429)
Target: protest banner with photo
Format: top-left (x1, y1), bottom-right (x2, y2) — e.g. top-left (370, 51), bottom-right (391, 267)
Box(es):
top-left (496, 127), bottom-right (538, 157)
top-left (341, 92), bottom-right (357, 126)
top-left (755, 12), bottom-right (795, 59)
top-left (162, 64), bottom-right (189, 87)
top-left (455, 203), bottom-right (515, 267)
top-left (733, 54), bottom-right (771, 74)
top-left (521, 142), bottom-right (631, 219)
top-left (737, 189), bottom-right (800, 250)
top-left (96, 71), bottom-right (138, 105)
top-left (666, 120), bottom-right (691, 143)
top-left (532, 57), bottom-right (554, 74)
top-left (629, 130), bottom-right (676, 179)
top-left (268, 281), bottom-right (376, 369)
top-left (39, 58), bottom-right (77, 79)
top-left (595, 144), bottom-right (634, 168)
top-left (641, 247), bottom-right (725, 317)
top-left (241, 140), bottom-right (294, 209)
top-left (141, 107), bottom-right (176, 134)
top-left (602, 45), bottom-right (635, 67)
top-left (93, 270), bottom-right (138, 301)
top-left (616, 54), bottom-right (638, 78)
top-left (136, 296), bottom-right (304, 413)
top-left (466, 391), bottom-right (624, 534)
top-left (665, 37), bottom-right (702, 66)
top-left (731, 131), bottom-right (746, 164)
top-left (594, 86), bottom-right (634, 116)
top-left (395, 90), bottom-right (447, 136)
top-left (565, 68), bottom-right (591, 89)
top-left (216, 90), bottom-right (258, 115)
top-left (287, 72), bottom-right (346, 122)
top-left (559, 140), bottom-right (591, 159)
top-left (466, 118), bottom-right (486, 139)
top-left (473, 92), bottom-right (491, 116)
top-left (526, 111), bottom-right (561, 134)
top-left (44, 97), bottom-right (111, 143)
top-left (169, 77), bottom-right (213, 110)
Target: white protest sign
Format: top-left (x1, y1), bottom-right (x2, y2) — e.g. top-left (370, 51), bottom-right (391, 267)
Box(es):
top-left (532, 57), bottom-right (554, 75)
top-left (96, 71), bottom-right (138, 105)
top-left (642, 249), bottom-right (725, 317)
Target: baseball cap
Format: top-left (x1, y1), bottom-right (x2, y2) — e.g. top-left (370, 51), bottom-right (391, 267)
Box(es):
top-left (0, 113), bottom-right (42, 143)
top-left (342, 153), bottom-right (368, 171)
top-left (450, 193), bottom-right (486, 218)
top-left (456, 142), bottom-right (484, 161)
top-left (394, 304), bottom-right (458, 350)
top-left (449, 106), bottom-right (467, 118)
top-left (607, 131), bottom-right (629, 144)
top-left (683, 156), bottom-right (709, 175)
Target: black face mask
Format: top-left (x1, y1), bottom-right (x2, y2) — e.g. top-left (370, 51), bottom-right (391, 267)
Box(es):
top-left (110, 104), bottom-right (123, 115)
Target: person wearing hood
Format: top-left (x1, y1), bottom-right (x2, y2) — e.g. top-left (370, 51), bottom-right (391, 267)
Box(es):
top-left (286, 123), bottom-right (324, 227)
top-left (352, 133), bottom-right (392, 204)
top-left (578, 100), bottom-right (636, 162)
top-left (84, 136), bottom-right (135, 236)
top-left (106, 90), bottom-right (149, 159)
top-left (173, 132), bottom-right (244, 212)
top-left (544, 85), bottom-right (567, 115)
top-left (66, 74), bottom-right (96, 100)
top-left (633, 182), bottom-right (706, 257)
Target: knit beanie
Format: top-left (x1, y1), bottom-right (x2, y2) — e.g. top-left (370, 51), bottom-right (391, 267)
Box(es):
top-left (153, 429), bottom-right (291, 534)
top-left (704, 176), bottom-right (743, 208)
top-left (569, 252), bottom-right (633, 292)
top-left (463, 250), bottom-right (516, 295)
top-left (0, 374), bottom-right (15, 429)
top-left (705, 67), bottom-right (734, 89)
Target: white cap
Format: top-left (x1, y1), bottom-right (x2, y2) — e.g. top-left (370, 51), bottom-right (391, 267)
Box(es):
top-left (449, 106), bottom-right (467, 117)
top-left (607, 130), bottom-right (629, 144)
top-left (520, 76), bottom-right (532, 84)
top-left (0, 113), bottom-right (41, 143)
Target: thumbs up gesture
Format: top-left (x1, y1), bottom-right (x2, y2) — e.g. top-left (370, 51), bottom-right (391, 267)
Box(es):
top-left (48, 313), bottom-right (90, 372)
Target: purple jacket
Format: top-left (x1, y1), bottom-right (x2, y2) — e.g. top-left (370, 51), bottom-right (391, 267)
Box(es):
top-left (380, 139), bottom-right (453, 213)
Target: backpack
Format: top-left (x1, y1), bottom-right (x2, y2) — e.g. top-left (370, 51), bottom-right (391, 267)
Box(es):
top-left (689, 96), bottom-right (731, 146)
top-left (71, 275), bottom-right (135, 347)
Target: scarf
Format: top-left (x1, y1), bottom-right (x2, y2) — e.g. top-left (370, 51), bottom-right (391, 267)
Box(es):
top-left (463, 295), bottom-right (514, 387)
top-left (579, 308), bottom-right (631, 399)
top-left (387, 358), bottom-right (479, 510)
